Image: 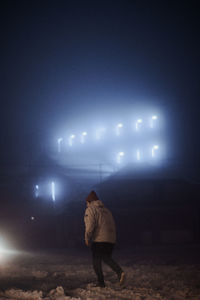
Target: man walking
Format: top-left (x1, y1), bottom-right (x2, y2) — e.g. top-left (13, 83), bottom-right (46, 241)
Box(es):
top-left (84, 190), bottom-right (125, 288)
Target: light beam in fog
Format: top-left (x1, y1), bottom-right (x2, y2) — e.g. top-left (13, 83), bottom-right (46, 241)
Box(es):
top-left (57, 137), bottom-right (63, 152)
top-left (68, 134), bottom-right (76, 146)
top-left (0, 237), bottom-right (20, 263)
top-left (51, 181), bottom-right (55, 202)
top-left (136, 119), bottom-right (143, 131)
top-left (152, 145), bottom-right (159, 158)
top-left (136, 149), bottom-right (141, 161)
top-left (81, 131), bottom-right (87, 144)
top-left (150, 115), bottom-right (158, 128)
top-left (117, 151), bottom-right (125, 164)
top-left (95, 127), bottom-right (106, 140)
top-left (35, 185), bottom-right (39, 198)
top-left (116, 123), bottom-right (123, 136)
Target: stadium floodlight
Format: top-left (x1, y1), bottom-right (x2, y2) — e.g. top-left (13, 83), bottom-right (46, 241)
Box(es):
top-left (80, 131), bottom-right (87, 144)
top-left (35, 185), bottom-right (39, 198)
top-left (51, 181), bottom-right (55, 202)
top-left (57, 137), bottom-right (63, 153)
top-left (150, 115), bottom-right (158, 128)
top-left (117, 151), bottom-right (125, 164)
top-left (68, 134), bottom-right (76, 146)
top-left (152, 145), bottom-right (159, 158)
top-left (136, 119), bottom-right (143, 131)
top-left (116, 123), bottom-right (123, 136)
top-left (95, 128), bottom-right (106, 140)
top-left (136, 149), bottom-right (141, 161)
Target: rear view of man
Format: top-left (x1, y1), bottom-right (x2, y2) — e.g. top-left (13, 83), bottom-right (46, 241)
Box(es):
top-left (84, 190), bottom-right (125, 287)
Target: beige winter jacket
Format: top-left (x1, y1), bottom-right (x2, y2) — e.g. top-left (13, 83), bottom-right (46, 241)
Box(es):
top-left (84, 200), bottom-right (116, 244)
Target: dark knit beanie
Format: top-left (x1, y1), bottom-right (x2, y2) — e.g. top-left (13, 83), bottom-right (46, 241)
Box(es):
top-left (86, 190), bottom-right (99, 202)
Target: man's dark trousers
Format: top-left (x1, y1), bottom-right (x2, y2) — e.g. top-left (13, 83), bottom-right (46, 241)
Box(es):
top-left (91, 242), bottom-right (122, 285)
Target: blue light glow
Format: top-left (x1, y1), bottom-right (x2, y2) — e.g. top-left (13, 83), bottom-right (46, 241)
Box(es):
top-left (54, 111), bottom-right (165, 170)
top-left (57, 137), bottom-right (63, 152)
top-left (117, 151), bottom-right (125, 164)
top-left (51, 181), bottom-right (55, 202)
top-left (152, 145), bottom-right (159, 157)
top-left (136, 119), bottom-right (143, 131)
top-left (95, 127), bottom-right (106, 140)
top-left (136, 149), bottom-right (141, 161)
top-left (80, 131), bottom-right (87, 144)
top-left (150, 115), bottom-right (158, 128)
top-left (68, 134), bottom-right (76, 146)
top-left (116, 123), bottom-right (123, 136)
top-left (35, 185), bottom-right (39, 198)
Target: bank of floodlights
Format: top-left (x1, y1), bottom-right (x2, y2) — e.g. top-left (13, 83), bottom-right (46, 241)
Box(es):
top-left (116, 123), bottom-right (123, 136)
top-left (58, 115), bottom-right (159, 149)
top-left (117, 151), bottom-right (125, 164)
top-left (56, 114), bottom-right (163, 163)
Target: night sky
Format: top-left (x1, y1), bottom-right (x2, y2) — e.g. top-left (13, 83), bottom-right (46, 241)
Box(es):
top-left (1, 1), bottom-right (200, 175)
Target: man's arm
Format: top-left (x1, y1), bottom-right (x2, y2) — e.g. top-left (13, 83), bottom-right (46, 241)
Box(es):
top-left (84, 207), bottom-right (96, 246)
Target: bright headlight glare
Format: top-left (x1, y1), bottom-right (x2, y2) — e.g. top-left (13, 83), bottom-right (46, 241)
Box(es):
top-left (0, 237), bottom-right (20, 263)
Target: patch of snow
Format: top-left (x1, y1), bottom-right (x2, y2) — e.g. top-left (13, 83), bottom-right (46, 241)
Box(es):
top-left (0, 248), bottom-right (200, 300)
top-left (46, 286), bottom-right (81, 300)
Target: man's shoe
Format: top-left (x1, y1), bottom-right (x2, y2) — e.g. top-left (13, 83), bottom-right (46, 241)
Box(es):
top-left (119, 272), bottom-right (125, 285)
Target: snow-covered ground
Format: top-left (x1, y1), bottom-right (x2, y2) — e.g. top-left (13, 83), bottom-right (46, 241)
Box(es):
top-left (0, 245), bottom-right (200, 300)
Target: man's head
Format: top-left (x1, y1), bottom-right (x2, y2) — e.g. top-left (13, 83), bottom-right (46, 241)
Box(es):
top-left (86, 190), bottom-right (99, 205)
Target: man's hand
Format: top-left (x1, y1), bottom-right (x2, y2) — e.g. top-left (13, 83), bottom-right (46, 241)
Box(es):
top-left (85, 239), bottom-right (90, 247)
